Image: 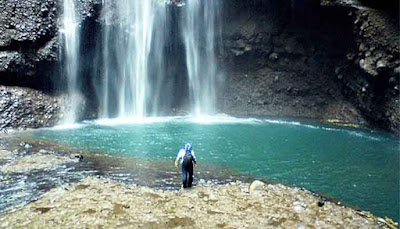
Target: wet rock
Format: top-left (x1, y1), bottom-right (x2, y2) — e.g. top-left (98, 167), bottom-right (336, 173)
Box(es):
top-left (376, 60), bottom-right (387, 71)
top-left (269, 53), bottom-right (279, 61)
top-left (70, 154), bottom-right (84, 162)
top-left (1, 153), bottom-right (73, 174)
top-left (317, 201), bottom-right (325, 207)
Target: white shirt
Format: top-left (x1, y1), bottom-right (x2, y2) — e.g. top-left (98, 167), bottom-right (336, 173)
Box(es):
top-left (176, 149), bottom-right (196, 164)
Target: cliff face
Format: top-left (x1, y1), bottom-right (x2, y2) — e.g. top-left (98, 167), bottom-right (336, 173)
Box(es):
top-left (320, 0), bottom-right (399, 131)
top-left (0, 0), bottom-right (59, 90)
top-left (0, 0), bottom-right (98, 131)
top-left (219, 0), bottom-right (399, 131)
top-left (0, 86), bottom-right (64, 131)
top-left (0, 0), bottom-right (98, 90)
top-left (0, 0), bottom-right (398, 132)
top-left (220, 0), bottom-right (362, 123)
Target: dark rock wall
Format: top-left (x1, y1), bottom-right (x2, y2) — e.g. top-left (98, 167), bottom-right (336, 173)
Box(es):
top-left (0, 0), bottom-right (59, 91)
top-left (0, 0), bottom-right (99, 131)
top-left (340, 5), bottom-right (400, 131)
top-left (0, 0), bottom-right (98, 91)
top-left (0, 86), bottom-right (64, 132)
top-left (219, 0), bottom-right (399, 131)
top-left (220, 0), bottom-right (364, 122)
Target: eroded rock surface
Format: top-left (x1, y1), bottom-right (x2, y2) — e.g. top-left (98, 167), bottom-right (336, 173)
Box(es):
top-left (0, 86), bottom-right (64, 132)
top-left (0, 0), bottom-right (59, 89)
top-left (0, 0), bottom-right (99, 90)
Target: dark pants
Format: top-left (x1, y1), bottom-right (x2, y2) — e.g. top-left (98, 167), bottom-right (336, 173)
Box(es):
top-left (181, 163), bottom-right (193, 188)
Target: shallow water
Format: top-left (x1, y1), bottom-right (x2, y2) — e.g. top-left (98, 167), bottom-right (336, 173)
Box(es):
top-left (16, 116), bottom-right (400, 219)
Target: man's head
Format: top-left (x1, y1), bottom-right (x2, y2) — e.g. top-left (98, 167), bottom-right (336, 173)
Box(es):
top-left (185, 143), bottom-right (192, 152)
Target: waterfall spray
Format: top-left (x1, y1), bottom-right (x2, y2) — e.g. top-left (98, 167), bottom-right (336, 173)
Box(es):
top-left (61, 0), bottom-right (83, 124)
top-left (182, 0), bottom-right (221, 117)
top-left (99, 0), bottom-right (166, 119)
top-left (95, 0), bottom-right (221, 120)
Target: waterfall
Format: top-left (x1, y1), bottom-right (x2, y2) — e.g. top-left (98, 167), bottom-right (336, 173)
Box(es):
top-left (61, 0), bottom-right (82, 124)
top-left (99, 0), bottom-right (166, 119)
top-left (61, 0), bottom-right (221, 121)
top-left (182, 0), bottom-right (221, 117)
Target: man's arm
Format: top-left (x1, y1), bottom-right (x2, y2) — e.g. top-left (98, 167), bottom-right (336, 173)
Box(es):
top-left (175, 149), bottom-right (183, 168)
top-left (192, 151), bottom-right (197, 166)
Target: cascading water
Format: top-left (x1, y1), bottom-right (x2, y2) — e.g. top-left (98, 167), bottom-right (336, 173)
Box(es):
top-left (182, 0), bottom-right (221, 117)
top-left (62, 0), bottom-right (221, 120)
top-left (61, 0), bottom-right (82, 124)
top-left (98, 0), bottom-right (166, 119)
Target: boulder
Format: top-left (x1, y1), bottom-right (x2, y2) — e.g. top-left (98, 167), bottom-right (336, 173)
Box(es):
top-left (249, 180), bottom-right (265, 193)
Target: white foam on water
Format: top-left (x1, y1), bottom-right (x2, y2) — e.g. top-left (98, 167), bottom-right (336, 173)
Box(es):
top-left (89, 114), bottom-right (263, 126)
top-left (262, 118), bottom-right (382, 141)
top-left (263, 118), bottom-right (382, 141)
top-left (300, 123), bottom-right (381, 141)
top-left (36, 115), bottom-right (383, 143)
top-left (52, 123), bottom-right (86, 130)
top-left (263, 119), bottom-right (302, 126)
top-left (188, 114), bottom-right (262, 124)
top-left (92, 116), bottom-right (181, 126)
top-left (347, 131), bottom-right (381, 141)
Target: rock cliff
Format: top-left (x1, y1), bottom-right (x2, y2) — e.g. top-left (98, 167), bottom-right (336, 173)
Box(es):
top-left (220, 0), bottom-right (399, 131)
top-left (0, 0), bottom-right (98, 131)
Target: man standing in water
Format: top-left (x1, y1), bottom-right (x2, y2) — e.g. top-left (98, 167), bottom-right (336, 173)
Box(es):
top-left (175, 143), bottom-right (197, 188)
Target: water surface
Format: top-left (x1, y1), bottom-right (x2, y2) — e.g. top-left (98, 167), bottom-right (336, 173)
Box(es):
top-left (21, 117), bottom-right (400, 219)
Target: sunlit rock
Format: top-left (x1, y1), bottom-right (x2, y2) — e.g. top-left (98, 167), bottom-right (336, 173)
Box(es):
top-left (293, 201), bottom-right (307, 213)
top-left (249, 180), bottom-right (265, 193)
top-left (0, 149), bottom-right (12, 160)
top-left (1, 153), bottom-right (73, 173)
top-left (0, 176), bottom-right (387, 228)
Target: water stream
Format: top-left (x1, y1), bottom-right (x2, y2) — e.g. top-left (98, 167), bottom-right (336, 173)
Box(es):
top-left (62, 0), bottom-right (222, 120)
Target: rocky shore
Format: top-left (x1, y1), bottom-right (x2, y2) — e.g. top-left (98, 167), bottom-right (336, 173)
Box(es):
top-left (0, 176), bottom-right (396, 228)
